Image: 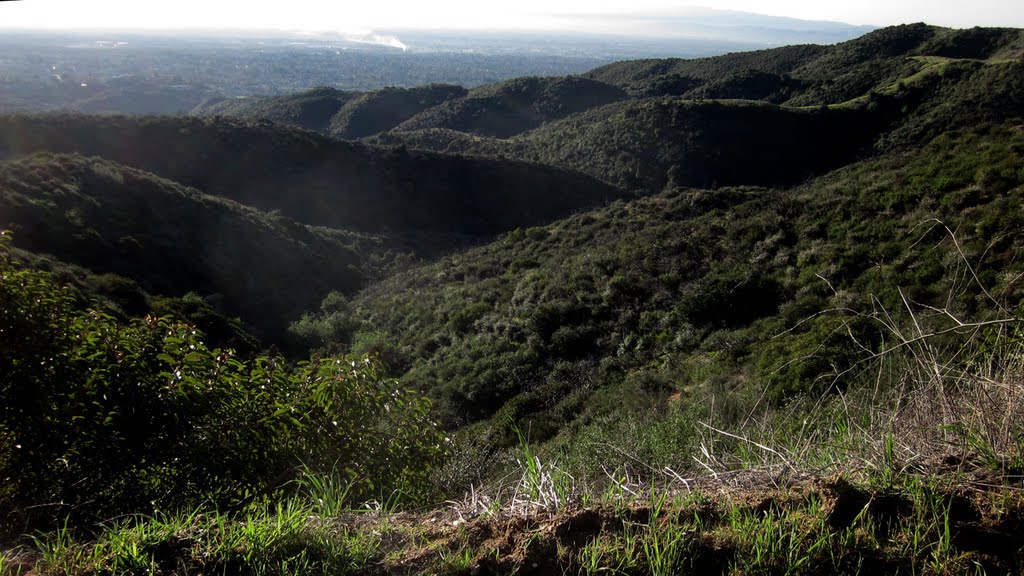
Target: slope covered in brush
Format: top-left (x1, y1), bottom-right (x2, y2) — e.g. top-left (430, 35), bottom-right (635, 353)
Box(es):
top-left (371, 51), bottom-right (1023, 191)
top-left (584, 43), bottom-right (826, 97)
top-left (327, 84), bottom-right (468, 139)
top-left (336, 125), bottom-right (1024, 482)
top-left (0, 115), bottom-right (626, 253)
top-left (373, 98), bottom-right (885, 190)
top-left (194, 87), bottom-right (361, 133)
top-left (393, 76), bottom-right (627, 138)
top-left (584, 24), bottom-right (1023, 106)
top-left (0, 153), bottom-right (373, 343)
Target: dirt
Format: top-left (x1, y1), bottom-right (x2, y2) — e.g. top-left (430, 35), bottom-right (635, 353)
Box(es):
top-left (363, 464), bottom-right (1024, 575)
top-left (10, 462), bottom-right (1024, 575)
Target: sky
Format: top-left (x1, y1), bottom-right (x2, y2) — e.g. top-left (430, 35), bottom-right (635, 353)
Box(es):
top-left (2, 0), bottom-right (1023, 32)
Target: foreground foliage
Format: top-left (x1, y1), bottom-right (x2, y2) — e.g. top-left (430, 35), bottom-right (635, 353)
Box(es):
top-left (0, 232), bottom-right (446, 534)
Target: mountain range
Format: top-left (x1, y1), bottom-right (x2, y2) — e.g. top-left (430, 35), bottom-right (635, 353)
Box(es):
top-left (2, 21), bottom-right (1023, 493)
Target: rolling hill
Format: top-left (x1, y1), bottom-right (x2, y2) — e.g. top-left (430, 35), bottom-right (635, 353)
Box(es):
top-left (392, 76), bottom-right (628, 138)
top-left (194, 87), bottom-right (361, 133)
top-left (5, 25), bottom-right (1024, 573)
top-left (0, 115), bottom-right (626, 246)
top-left (342, 124), bottom-right (1024, 483)
top-left (370, 25), bottom-right (1024, 191)
top-left (0, 152), bottom-right (370, 344)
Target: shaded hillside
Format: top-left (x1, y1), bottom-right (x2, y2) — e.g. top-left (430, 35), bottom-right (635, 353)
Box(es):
top-left (328, 84), bottom-right (468, 139)
top-left (373, 98), bottom-right (884, 190)
top-left (338, 125), bottom-right (1024, 477)
top-left (394, 76), bottom-right (627, 138)
top-left (0, 153), bottom-right (374, 343)
top-left (195, 85), bottom-right (469, 138)
top-left (680, 70), bottom-right (805, 103)
top-left (194, 87), bottom-right (361, 133)
top-left (0, 115), bottom-right (627, 253)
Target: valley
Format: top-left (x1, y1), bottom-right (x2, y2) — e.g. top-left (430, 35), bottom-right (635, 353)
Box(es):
top-left (2, 22), bottom-right (1024, 575)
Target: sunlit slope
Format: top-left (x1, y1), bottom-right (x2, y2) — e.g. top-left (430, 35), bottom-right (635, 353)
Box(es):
top-left (393, 76), bottom-right (628, 138)
top-left (340, 126), bottom-right (1024, 478)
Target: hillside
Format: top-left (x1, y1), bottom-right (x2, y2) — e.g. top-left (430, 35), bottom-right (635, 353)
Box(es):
top-left (376, 98), bottom-right (883, 190)
top-left (0, 153), bottom-right (373, 344)
top-left (328, 84), bottom-right (468, 139)
top-left (392, 76), bottom-right (627, 138)
top-left (0, 115), bottom-right (626, 249)
top-left (341, 124), bottom-right (1024, 483)
top-left (372, 48), bottom-right (1023, 191)
top-left (194, 87), bottom-right (361, 133)
top-left (5, 25), bottom-right (1024, 576)
top-left (195, 84), bottom-right (470, 139)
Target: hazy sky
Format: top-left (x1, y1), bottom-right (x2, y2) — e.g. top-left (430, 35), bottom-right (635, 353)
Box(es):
top-left (2, 0), bottom-right (1023, 32)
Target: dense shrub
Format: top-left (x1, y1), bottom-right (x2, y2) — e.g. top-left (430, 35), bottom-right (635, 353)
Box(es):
top-left (0, 233), bottom-right (446, 532)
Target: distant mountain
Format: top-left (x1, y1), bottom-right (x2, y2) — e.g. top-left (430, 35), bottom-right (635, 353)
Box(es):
top-left (556, 6), bottom-right (876, 45)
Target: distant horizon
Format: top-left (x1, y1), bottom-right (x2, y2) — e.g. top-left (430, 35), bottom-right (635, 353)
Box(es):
top-left (2, 1), bottom-right (1023, 36)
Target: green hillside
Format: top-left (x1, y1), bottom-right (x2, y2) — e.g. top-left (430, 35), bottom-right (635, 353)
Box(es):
top-left (584, 43), bottom-right (827, 96)
top-left (393, 76), bottom-right (627, 138)
top-left (194, 87), bottom-right (361, 133)
top-left (0, 115), bottom-right (626, 249)
top-left (0, 153), bottom-right (372, 344)
top-left (342, 124), bottom-right (1024, 483)
top-left (372, 50), bottom-right (1023, 191)
top-left (373, 98), bottom-right (883, 190)
top-left (328, 84), bottom-right (468, 139)
top-left (6, 25), bottom-right (1024, 575)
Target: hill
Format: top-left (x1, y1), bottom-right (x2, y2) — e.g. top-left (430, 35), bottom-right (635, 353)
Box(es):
top-left (0, 115), bottom-right (626, 250)
top-left (328, 84), bottom-right (468, 139)
top-left (0, 153), bottom-right (372, 344)
top-left (392, 76), bottom-right (627, 138)
top-left (195, 84), bottom-right (470, 138)
top-left (372, 98), bottom-right (885, 190)
top-left (0, 115), bottom-right (626, 347)
top-left (193, 87), bottom-right (362, 133)
top-left (584, 43), bottom-right (827, 97)
top-left (6, 25), bottom-right (1024, 575)
top-left (340, 124), bottom-right (1024, 483)
top-left (371, 43), bottom-right (1024, 191)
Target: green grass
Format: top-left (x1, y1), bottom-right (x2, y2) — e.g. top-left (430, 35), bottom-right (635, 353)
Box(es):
top-left (27, 499), bottom-right (380, 576)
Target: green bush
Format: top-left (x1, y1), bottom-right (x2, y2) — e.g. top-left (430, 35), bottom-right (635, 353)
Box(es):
top-left (0, 233), bottom-right (445, 532)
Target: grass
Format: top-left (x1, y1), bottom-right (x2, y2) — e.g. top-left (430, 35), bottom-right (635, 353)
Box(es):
top-left (14, 336), bottom-right (1024, 574)
top-left (18, 499), bottom-right (379, 576)
top-left (12, 225), bottom-right (1024, 575)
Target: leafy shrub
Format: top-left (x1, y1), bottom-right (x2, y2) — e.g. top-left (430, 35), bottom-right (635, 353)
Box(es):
top-left (0, 233), bottom-right (445, 532)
